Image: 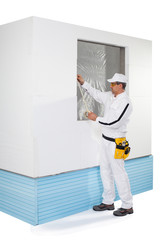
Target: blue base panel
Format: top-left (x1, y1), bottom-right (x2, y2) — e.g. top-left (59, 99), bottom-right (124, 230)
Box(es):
top-left (0, 155), bottom-right (153, 225)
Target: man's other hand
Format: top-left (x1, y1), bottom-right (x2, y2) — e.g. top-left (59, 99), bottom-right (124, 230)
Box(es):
top-left (77, 74), bottom-right (84, 85)
top-left (88, 112), bottom-right (98, 121)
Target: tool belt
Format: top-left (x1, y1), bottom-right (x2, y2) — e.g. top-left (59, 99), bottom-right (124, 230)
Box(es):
top-left (102, 134), bottom-right (130, 160)
top-left (114, 138), bottom-right (130, 160)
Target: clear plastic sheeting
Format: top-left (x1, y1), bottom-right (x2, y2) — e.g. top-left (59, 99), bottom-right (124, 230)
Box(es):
top-left (77, 40), bottom-right (124, 120)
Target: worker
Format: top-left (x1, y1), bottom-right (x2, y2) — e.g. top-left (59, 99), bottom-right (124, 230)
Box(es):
top-left (77, 73), bottom-right (133, 216)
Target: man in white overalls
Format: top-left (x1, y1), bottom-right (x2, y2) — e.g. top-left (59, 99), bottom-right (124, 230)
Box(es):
top-left (77, 73), bottom-right (133, 216)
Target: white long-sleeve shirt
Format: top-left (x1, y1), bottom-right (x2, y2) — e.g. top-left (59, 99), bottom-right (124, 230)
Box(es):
top-left (82, 81), bottom-right (133, 139)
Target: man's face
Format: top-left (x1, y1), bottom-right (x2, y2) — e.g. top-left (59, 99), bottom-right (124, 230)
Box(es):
top-left (110, 82), bottom-right (122, 96)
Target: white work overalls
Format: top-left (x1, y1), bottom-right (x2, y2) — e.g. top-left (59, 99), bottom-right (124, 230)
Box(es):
top-left (82, 82), bottom-right (133, 209)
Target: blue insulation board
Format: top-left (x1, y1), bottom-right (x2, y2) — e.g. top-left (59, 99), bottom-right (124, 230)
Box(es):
top-left (0, 155), bottom-right (153, 225)
top-left (0, 170), bottom-right (37, 225)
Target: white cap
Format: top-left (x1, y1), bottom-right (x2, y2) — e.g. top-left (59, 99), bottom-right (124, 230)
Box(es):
top-left (107, 73), bottom-right (127, 83)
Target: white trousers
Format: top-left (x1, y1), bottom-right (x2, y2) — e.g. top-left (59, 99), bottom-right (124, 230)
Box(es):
top-left (100, 138), bottom-right (133, 209)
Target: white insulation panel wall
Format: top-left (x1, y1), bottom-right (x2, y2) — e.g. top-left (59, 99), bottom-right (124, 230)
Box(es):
top-left (0, 18), bottom-right (35, 176)
top-left (0, 17), bottom-right (152, 177)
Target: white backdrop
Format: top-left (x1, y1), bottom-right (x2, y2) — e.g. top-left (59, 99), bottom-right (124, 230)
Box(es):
top-left (0, 0), bottom-right (159, 239)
